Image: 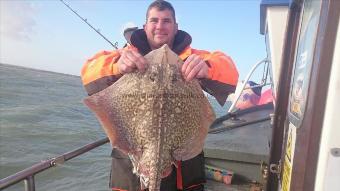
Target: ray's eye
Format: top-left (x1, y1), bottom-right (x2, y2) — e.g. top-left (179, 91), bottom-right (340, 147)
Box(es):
top-left (172, 75), bottom-right (177, 83)
top-left (149, 73), bottom-right (156, 82)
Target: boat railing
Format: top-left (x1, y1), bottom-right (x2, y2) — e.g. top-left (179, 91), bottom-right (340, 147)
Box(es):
top-left (228, 58), bottom-right (272, 113)
top-left (0, 138), bottom-right (109, 191)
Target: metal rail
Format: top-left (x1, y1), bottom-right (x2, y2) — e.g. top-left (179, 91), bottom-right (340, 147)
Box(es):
top-left (209, 116), bottom-right (271, 134)
top-left (228, 58), bottom-right (270, 113)
top-left (0, 138), bottom-right (109, 191)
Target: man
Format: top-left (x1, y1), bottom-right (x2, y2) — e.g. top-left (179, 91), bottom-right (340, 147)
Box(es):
top-left (81, 0), bottom-right (238, 190)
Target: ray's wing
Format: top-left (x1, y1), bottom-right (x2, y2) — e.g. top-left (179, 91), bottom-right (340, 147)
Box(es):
top-left (83, 73), bottom-right (150, 154)
top-left (174, 94), bottom-right (215, 161)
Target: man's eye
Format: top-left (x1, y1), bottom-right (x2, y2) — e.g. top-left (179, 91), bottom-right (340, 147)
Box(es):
top-left (149, 19), bottom-right (158, 23)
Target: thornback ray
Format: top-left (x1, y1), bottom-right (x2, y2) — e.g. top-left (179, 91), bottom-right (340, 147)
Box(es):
top-left (83, 44), bottom-right (215, 191)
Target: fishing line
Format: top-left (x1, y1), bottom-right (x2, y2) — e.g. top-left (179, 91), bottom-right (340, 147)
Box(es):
top-left (59, 0), bottom-right (118, 49)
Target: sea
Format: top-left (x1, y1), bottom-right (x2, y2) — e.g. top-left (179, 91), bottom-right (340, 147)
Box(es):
top-left (0, 63), bottom-right (230, 191)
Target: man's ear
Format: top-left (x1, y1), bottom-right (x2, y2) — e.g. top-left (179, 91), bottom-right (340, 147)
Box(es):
top-left (143, 24), bottom-right (146, 30)
top-left (175, 23), bottom-right (178, 34)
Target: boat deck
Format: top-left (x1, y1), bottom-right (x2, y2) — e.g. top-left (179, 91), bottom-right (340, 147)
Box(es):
top-left (204, 103), bottom-right (273, 189)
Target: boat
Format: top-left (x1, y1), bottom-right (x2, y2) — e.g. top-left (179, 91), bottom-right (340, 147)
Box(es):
top-left (206, 0), bottom-right (340, 190)
top-left (1, 0), bottom-right (339, 190)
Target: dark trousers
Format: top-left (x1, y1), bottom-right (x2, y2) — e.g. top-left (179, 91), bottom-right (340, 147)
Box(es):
top-left (109, 149), bottom-right (205, 191)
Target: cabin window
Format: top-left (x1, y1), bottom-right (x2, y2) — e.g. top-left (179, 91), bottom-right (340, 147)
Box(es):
top-left (288, 0), bottom-right (322, 127)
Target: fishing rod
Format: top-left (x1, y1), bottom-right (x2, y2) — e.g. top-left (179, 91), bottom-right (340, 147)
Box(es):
top-left (59, 0), bottom-right (118, 49)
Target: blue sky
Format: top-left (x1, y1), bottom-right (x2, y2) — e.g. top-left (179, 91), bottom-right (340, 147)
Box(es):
top-left (0, 0), bottom-right (266, 80)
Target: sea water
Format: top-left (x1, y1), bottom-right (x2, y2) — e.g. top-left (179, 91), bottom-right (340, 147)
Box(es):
top-left (0, 64), bottom-right (230, 191)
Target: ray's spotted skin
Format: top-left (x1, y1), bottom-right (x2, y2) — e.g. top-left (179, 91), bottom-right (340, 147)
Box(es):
top-left (84, 45), bottom-right (215, 191)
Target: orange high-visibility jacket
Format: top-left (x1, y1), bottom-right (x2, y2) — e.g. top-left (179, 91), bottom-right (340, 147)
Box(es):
top-left (81, 30), bottom-right (239, 105)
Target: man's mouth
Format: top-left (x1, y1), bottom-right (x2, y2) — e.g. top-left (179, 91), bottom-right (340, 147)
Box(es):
top-left (155, 34), bottom-right (167, 37)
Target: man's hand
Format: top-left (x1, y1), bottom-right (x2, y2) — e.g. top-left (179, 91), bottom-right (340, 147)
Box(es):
top-left (117, 49), bottom-right (148, 74)
top-left (181, 54), bottom-right (209, 81)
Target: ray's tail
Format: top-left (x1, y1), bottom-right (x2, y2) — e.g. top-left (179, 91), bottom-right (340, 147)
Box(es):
top-left (138, 145), bottom-right (162, 191)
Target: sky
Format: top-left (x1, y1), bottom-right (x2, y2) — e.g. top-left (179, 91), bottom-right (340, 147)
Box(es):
top-left (0, 0), bottom-right (267, 80)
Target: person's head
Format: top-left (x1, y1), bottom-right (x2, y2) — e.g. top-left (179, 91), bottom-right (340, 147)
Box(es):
top-left (124, 26), bottom-right (138, 44)
top-left (144, 0), bottom-right (178, 50)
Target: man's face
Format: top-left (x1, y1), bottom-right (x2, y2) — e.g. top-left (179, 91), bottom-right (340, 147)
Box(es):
top-left (144, 8), bottom-right (178, 50)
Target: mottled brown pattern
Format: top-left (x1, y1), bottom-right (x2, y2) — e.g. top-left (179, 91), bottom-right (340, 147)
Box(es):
top-left (84, 45), bottom-right (215, 191)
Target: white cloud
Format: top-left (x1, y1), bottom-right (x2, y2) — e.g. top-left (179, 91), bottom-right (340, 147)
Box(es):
top-left (0, 1), bottom-right (37, 41)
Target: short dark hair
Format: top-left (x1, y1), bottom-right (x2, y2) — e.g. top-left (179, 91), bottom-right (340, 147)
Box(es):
top-left (146, 0), bottom-right (176, 22)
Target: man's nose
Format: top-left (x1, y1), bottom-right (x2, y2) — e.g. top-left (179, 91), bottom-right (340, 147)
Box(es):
top-left (156, 21), bottom-right (165, 29)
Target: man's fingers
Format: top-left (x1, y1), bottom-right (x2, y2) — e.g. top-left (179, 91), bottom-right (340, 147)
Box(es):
top-left (123, 50), bottom-right (147, 72)
top-left (185, 60), bottom-right (205, 81)
top-left (124, 57), bottom-right (137, 69)
top-left (196, 61), bottom-right (209, 79)
top-left (119, 63), bottom-right (133, 74)
top-left (130, 50), bottom-right (145, 63)
top-left (130, 50), bottom-right (147, 72)
top-left (118, 49), bottom-right (146, 73)
top-left (186, 60), bottom-right (208, 81)
top-left (124, 51), bottom-right (138, 68)
top-left (184, 56), bottom-right (202, 77)
top-left (182, 54), bottom-right (195, 73)
top-left (119, 51), bottom-right (148, 74)
top-left (117, 51), bottom-right (136, 74)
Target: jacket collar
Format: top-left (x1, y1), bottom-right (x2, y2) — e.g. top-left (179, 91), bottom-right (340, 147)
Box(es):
top-left (130, 29), bottom-right (192, 56)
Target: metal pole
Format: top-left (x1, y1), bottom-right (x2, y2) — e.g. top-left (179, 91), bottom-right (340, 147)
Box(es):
top-left (24, 176), bottom-right (35, 191)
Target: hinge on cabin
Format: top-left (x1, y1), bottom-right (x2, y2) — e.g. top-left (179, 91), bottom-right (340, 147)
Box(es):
top-left (261, 160), bottom-right (282, 180)
top-left (269, 160), bottom-right (281, 176)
